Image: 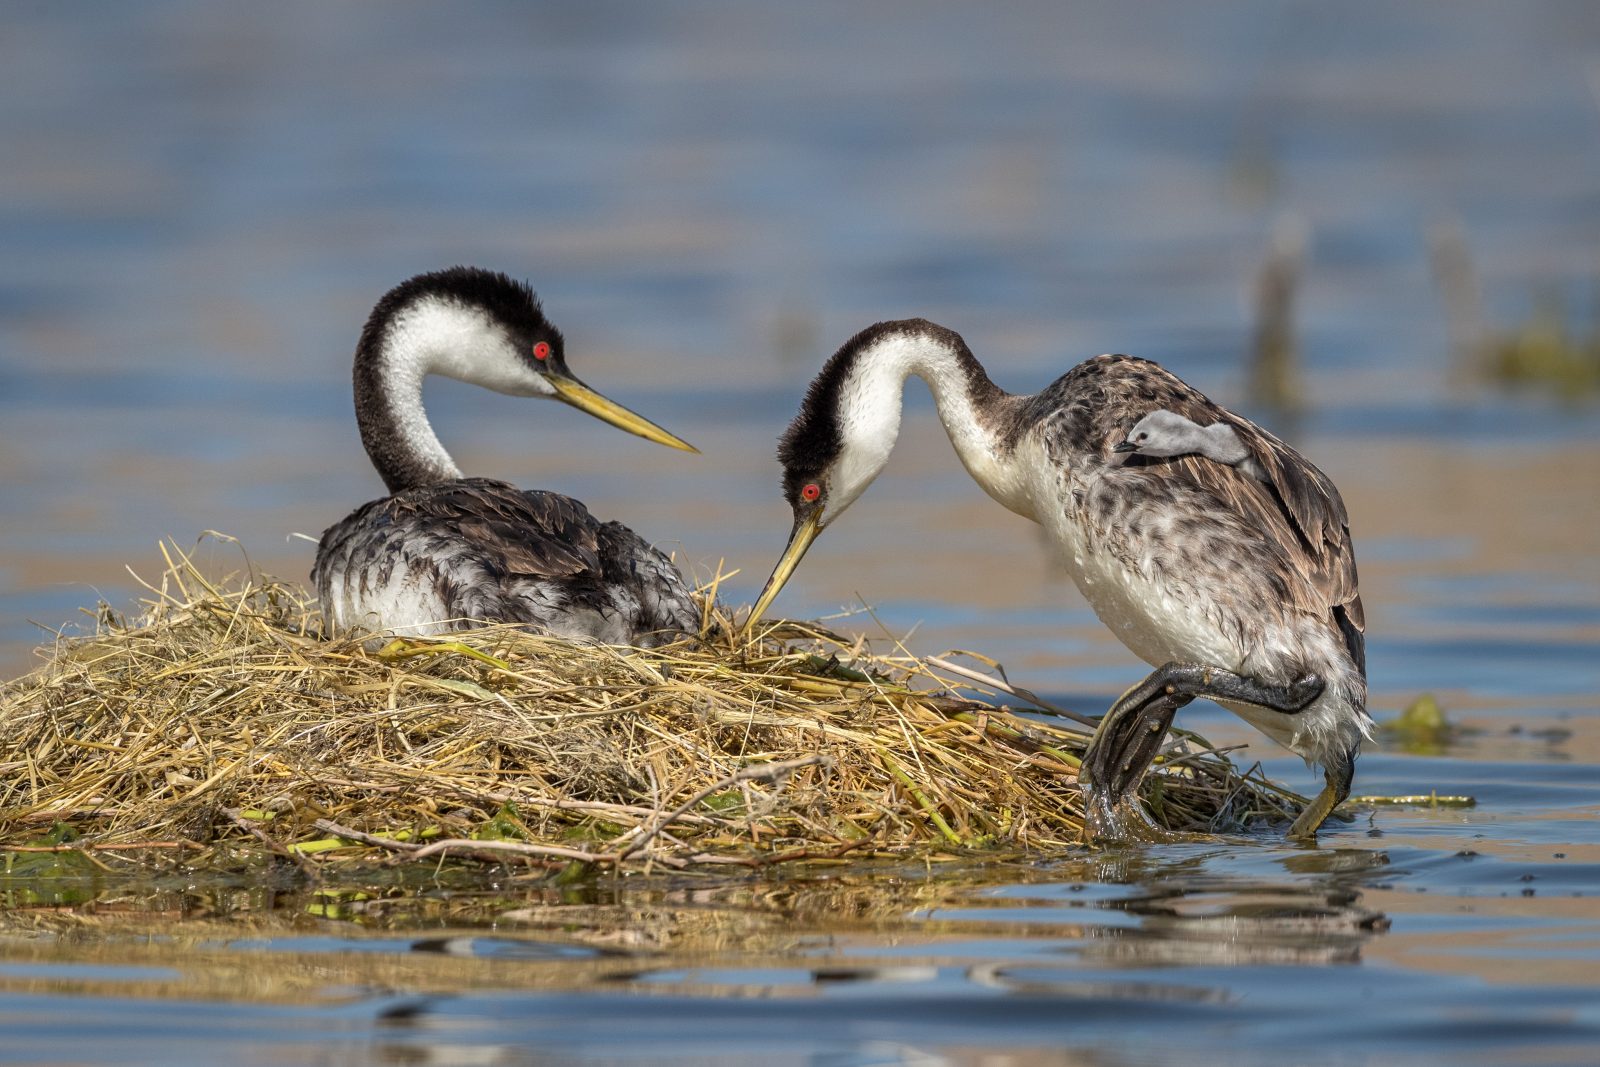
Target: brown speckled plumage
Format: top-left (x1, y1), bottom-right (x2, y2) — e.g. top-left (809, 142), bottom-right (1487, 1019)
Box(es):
top-left (314, 478), bottom-right (698, 646)
top-left (1029, 353), bottom-right (1364, 677)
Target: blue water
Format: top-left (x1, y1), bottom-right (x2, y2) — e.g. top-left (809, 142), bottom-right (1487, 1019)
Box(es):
top-left (2, 802), bottom-right (1597, 1066)
top-left (2, 2), bottom-right (1599, 1065)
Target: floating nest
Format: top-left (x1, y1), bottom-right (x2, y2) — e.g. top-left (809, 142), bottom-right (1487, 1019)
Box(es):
top-left (0, 541), bottom-right (1305, 874)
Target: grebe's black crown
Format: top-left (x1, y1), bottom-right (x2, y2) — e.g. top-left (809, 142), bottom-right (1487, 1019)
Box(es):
top-left (359, 266), bottom-right (566, 369)
top-left (776, 318), bottom-right (966, 505)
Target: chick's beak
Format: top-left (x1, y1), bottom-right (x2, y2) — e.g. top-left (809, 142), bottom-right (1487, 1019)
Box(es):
top-left (746, 508), bottom-right (824, 631)
top-left (1112, 440), bottom-right (1138, 454)
top-left (548, 373), bottom-right (699, 453)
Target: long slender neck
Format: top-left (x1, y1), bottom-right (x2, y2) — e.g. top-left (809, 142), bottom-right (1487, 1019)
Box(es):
top-left (353, 303), bottom-right (467, 493)
top-left (844, 325), bottom-right (1032, 517)
top-left (1200, 421), bottom-right (1249, 465)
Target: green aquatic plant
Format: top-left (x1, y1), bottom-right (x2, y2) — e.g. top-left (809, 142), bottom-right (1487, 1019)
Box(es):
top-left (1382, 693), bottom-right (1466, 757)
top-left (1484, 295), bottom-right (1600, 399)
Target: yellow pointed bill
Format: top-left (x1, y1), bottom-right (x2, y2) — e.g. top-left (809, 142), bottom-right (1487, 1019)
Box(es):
top-left (746, 509), bottom-right (824, 631)
top-left (549, 375), bottom-right (698, 453)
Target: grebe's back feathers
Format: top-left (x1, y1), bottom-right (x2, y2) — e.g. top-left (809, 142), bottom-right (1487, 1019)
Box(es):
top-left (1043, 354), bottom-right (1363, 672)
top-left (314, 478), bottom-right (699, 647)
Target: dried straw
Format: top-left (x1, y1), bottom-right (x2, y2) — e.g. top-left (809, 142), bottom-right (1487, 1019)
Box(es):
top-left (0, 540), bottom-right (1303, 871)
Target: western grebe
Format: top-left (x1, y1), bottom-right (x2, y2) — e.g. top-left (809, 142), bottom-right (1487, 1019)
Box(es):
top-left (748, 319), bottom-right (1367, 838)
top-left (313, 267), bottom-right (701, 647)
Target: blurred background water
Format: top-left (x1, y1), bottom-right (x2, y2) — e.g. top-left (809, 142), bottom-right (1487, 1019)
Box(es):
top-left (2, 2), bottom-right (1599, 1065)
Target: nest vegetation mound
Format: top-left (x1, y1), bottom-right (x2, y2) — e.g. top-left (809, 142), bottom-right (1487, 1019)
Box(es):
top-left (0, 541), bottom-right (1305, 872)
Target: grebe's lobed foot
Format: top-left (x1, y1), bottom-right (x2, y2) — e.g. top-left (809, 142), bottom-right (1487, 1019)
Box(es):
top-left (1082, 661), bottom-right (1336, 844)
top-left (1079, 664), bottom-right (1195, 844)
top-left (1083, 660), bottom-right (1287, 803)
top-left (1081, 674), bottom-right (1188, 802)
top-left (635, 628), bottom-right (703, 650)
top-left (1081, 785), bottom-right (1202, 845)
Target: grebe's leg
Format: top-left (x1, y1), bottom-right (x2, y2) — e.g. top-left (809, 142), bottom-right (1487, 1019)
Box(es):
top-left (1289, 743), bottom-right (1357, 839)
top-left (1081, 663), bottom-right (1325, 842)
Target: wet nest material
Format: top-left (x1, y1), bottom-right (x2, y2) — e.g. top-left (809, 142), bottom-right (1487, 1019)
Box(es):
top-left (0, 542), bottom-right (1305, 873)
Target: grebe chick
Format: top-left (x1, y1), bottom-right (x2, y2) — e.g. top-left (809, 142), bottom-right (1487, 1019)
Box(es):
top-left (313, 267), bottom-right (701, 648)
top-left (748, 319), bottom-right (1368, 839)
top-left (1115, 409), bottom-right (1268, 482)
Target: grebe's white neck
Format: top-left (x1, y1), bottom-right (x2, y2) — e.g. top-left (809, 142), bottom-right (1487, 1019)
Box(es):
top-left (355, 296), bottom-right (553, 493)
top-left (828, 325), bottom-right (1030, 519)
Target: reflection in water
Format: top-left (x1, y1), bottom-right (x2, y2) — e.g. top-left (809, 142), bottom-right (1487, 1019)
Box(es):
top-left (968, 964), bottom-right (1232, 1004)
top-left (0, 853), bottom-right (1398, 995)
top-left (1086, 885), bottom-right (1387, 967)
top-left (406, 937), bottom-right (624, 962)
top-left (1, 833), bottom-right (1598, 1063)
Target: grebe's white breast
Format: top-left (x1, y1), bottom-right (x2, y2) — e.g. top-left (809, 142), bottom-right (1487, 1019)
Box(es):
top-left (1031, 453), bottom-right (1364, 764)
top-left (1032, 459), bottom-right (1250, 675)
top-left (323, 560), bottom-right (455, 638)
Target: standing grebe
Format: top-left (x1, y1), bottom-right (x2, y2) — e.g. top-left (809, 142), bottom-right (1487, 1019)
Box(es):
top-left (747, 319), bottom-right (1367, 839)
top-left (313, 267), bottom-right (702, 647)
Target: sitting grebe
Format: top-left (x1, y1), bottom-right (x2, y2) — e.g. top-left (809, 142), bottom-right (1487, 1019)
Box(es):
top-left (313, 267), bottom-right (701, 648)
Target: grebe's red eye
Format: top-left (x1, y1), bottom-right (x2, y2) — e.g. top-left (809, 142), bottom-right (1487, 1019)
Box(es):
top-left (800, 483), bottom-right (821, 502)
top-left (533, 341), bottom-right (551, 361)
